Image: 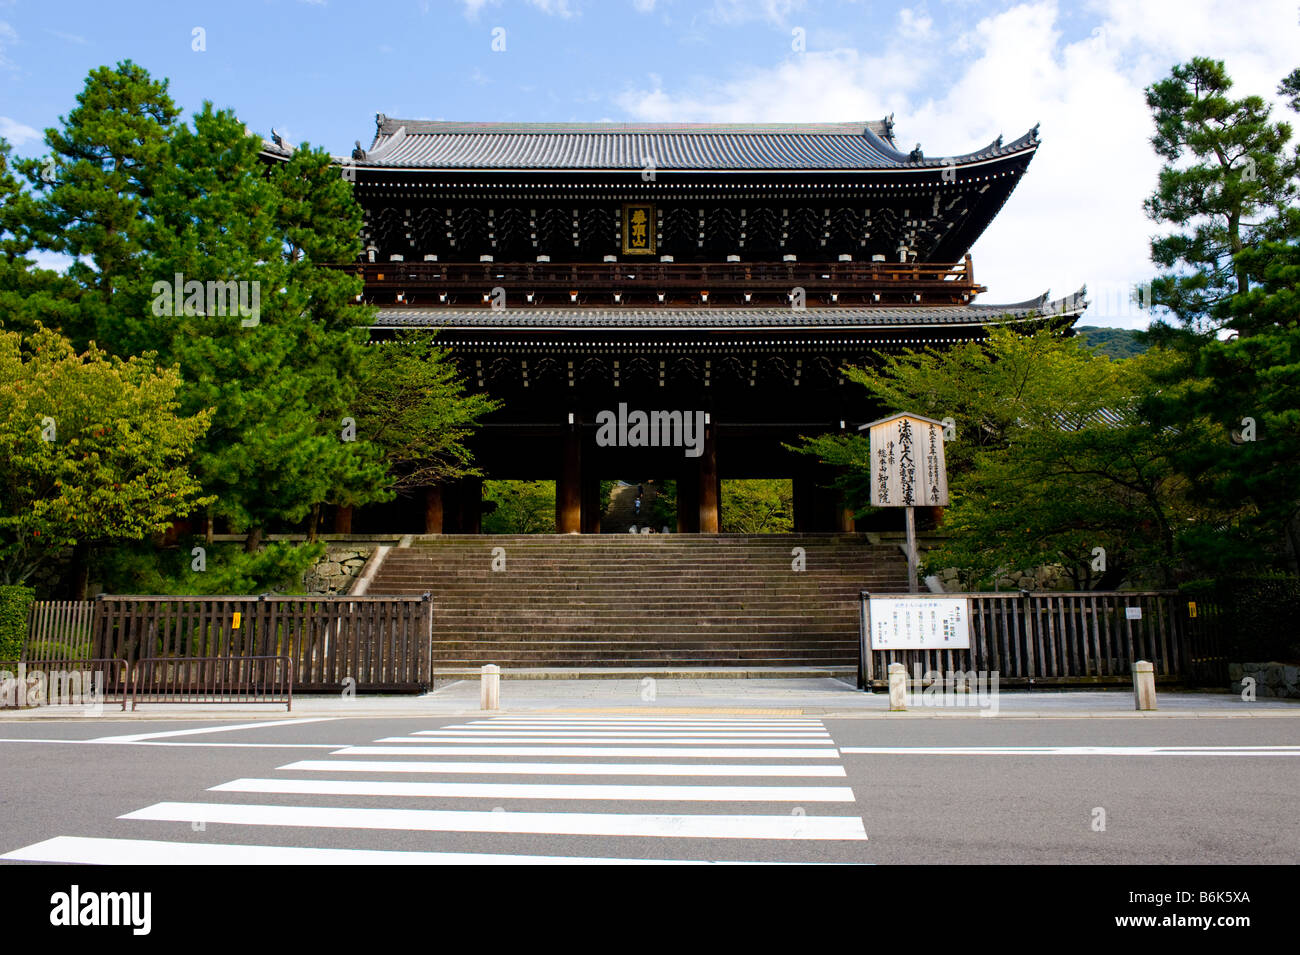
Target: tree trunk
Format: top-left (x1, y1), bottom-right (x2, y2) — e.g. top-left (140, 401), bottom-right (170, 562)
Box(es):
top-left (244, 527), bottom-right (262, 553)
top-left (67, 542), bottom-right (90, 601)
top-left (1285, 510), bottom-right (1300, 578)
top-left (308, 503), bottom-right (320, 544)
top-left (204, 509), bottom-right (214, 546)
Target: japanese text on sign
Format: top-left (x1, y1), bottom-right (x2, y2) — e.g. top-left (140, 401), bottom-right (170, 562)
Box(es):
top-left (868, 596), bottom-right (970, 650)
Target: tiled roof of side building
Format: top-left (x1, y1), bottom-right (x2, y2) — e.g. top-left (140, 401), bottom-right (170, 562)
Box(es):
top-left (369, 288), bottom-right (1088, 331)
top-left (346, 116), bottom-right (1039, 172)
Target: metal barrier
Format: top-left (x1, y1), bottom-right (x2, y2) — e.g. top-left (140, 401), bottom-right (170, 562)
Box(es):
top-left (0, 658), bottom-right (127, 709)
top-left (859, 590), bottom-right (1217, 689)
top-left (128, 656), bottom-right (293, 711)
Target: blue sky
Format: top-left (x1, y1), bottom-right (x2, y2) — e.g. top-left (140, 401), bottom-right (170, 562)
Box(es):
top-left (2, 0), bottom-right (1298, 327)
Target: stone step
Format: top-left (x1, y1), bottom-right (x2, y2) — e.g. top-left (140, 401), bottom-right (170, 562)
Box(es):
top-left (431, 666), bottom-right (855, 680)
top-left (365, 532), bottom-right (907, 667)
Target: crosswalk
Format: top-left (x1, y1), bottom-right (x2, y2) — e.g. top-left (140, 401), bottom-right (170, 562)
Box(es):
top-left (2, 716), bottom-right (868, 865)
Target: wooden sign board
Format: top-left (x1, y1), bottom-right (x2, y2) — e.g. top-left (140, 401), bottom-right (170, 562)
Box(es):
top-left (622, 203), bottom-right (655, 255)
top-left (864, 413), bottom-right (949, 508)
top-left (868, 596), bottom-right (971, 650)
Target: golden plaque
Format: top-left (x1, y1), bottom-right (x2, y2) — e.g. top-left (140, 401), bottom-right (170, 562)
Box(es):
top-left (622, 203), bottom-right (655, 255)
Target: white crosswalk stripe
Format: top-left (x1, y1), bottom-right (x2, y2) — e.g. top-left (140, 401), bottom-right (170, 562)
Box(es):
top-left (6, 836), bottom-right (793, 865)
top-left (839, 745), bottom-right (1300, 756)
top-left (210, 777), bottom-right (857, 802)
top-left (1, 716), bottom-right (867, 864)
top-left (276, 760), bottom-right (848, 777)
top-left (335, 745), bottom-right (842, 757)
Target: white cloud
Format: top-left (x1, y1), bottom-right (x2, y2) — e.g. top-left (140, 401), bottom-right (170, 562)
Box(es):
top-left (461, 0), bottom-right (581, 16)
top-left (706, 0), bottom-right (807, 26)
top-left (614, 0), bottom-right (1300, 328)
top-left (526, 0), bottom-right (580, 15)
top-left (0, 115), bottom-right (40, 146)
top-left (897, 8), bottom-right (933, 39)
top-left (43, 28), bottom-right (87, 45)
top-left (0, 20), bottom-right (17, 68)
top-left (632, 0), bottom-right (657, 12)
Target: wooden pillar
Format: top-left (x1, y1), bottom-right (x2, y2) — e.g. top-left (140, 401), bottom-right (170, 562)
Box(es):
top-left (699, 421), bottom-right (719, 533)
top-left (423, 487), bottom-right (443, 534)
top-left (582, 476), bottom-right (602, 534)
top-left (677, 472), bottom-right (699, 533)
top-left (836, 503), bottom-right (856, 533)
top-left (834, 469), bottom-right (856, 532)
top-left (792, 473), bottom-right (810, 533)
top-left (333, 505), bottom-right (353, 534)
top-left (557, 428), bottom-right (582, 534)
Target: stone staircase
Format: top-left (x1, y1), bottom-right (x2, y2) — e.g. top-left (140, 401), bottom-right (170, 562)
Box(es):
top-left (601, 482), bottom-right (663, 534)
top-left (364, 534), bottom-right (909, 670)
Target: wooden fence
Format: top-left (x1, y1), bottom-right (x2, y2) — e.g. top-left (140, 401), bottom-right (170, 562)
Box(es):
top-left (88, 594), bottom-right (435, 693)
top-left (25, 600), bottom-right (96, 660)
top-left (860, 591), bottom-right (1224, 688)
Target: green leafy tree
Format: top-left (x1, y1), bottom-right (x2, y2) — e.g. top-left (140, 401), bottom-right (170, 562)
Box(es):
top-left (0, 326), bottom-right (212, 587)
top-left (1144, 57), bottom-right (1298, 336)
top-left (352, 335), bottom-right (499, 494)
top-left (13, 64), bottom-right (402, 549)
top-left (721, 480), bottom-right (793, 534)
top-left (792, 329), bottom-right (1215, 588)
top-left (146, 103), bottom-right (393, 548)
top-left (96, 540), bottom-right (325, 596)
top-left (11, 62), bottom-right (180, 349)
top-left (482, 481), bottom-right (557, 534)
top-left (0, 138), bottom-right (80, 338)
top-left (1142, 59), bottom-right (1300, 573)
top-left (1075, 326), bottom-right (1149, 359)
top-left (646, 479), bottom-right (676, 530)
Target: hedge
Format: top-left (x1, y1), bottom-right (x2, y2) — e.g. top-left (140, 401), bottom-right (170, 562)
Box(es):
top-left (0, 585), bottom-right (35, 661)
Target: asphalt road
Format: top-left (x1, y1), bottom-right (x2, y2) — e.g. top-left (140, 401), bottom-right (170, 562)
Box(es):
top-left (1, 714), bottom-right (1297, 865)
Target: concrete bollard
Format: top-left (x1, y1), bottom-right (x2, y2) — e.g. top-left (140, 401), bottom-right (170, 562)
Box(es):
top-left (480, 664), bottom-right (500, 710)
top-left (1133, 660), bottom-right (1156, 711)
top-left (888, 662), bottom-right (908, 711)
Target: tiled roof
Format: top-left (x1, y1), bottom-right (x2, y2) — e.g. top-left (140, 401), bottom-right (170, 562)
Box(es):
top-left (369, 289), bottom-right (1087, 331)
top-left (352, 116), bottom-right (1039, 172)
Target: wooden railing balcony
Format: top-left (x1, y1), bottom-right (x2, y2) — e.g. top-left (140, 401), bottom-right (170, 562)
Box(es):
top-left (323, 255), bottom-right (984, 308)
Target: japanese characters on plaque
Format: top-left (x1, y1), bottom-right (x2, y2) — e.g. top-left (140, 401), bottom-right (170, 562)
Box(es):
top-left (868, 596), bottom-right (971, 650)
top-left (867, 413), bottom-right (949, 508)
top-left (621, 203), bottom-right (655, 255)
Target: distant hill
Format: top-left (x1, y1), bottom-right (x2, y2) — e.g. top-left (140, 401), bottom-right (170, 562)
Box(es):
top-left (1075, 326), bottom-right (1149, 359)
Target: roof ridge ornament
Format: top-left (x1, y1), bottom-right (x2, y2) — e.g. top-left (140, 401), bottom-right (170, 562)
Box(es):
top-left (1030, 122), bottom-right (1040, 143)
top-left (352, 140), bottom-right (367, 161)
top-left (908, 143), bottom-right (924, 162)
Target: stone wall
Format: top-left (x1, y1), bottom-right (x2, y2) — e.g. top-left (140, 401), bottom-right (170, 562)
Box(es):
top-left (302, 547), bottom-right (374, 595)
top-left (1229, 662), bottom-right (1300, 699)
top-left (934, 563), bottom-right (1071, 592)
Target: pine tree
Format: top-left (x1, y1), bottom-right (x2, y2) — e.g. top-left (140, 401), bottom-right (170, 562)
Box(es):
top-left (1142, 59), bottom-right (1300, 574)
